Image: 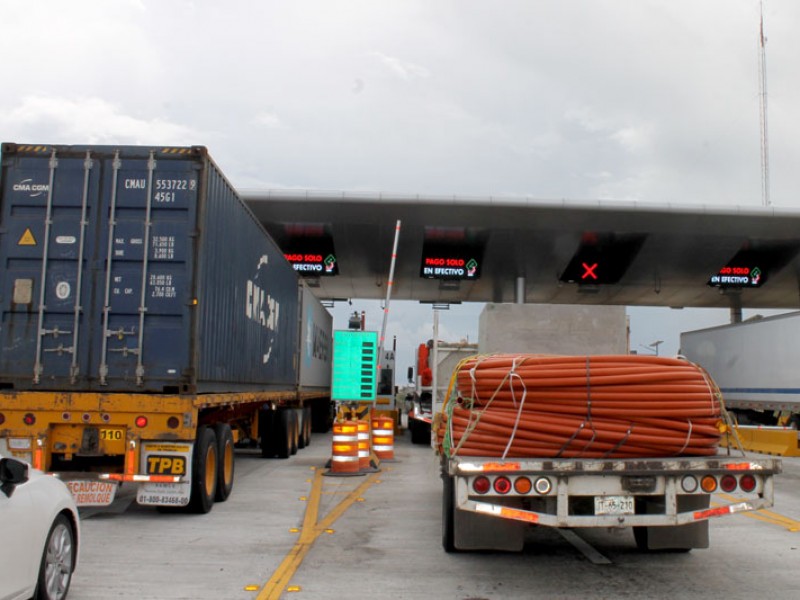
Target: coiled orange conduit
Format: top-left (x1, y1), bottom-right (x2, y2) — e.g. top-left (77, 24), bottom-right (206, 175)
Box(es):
top-left (436, 354), bottom-right (725, 459)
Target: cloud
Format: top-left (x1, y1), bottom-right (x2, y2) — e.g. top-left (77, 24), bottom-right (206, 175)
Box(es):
top-left (370, 52), bottom-right (430, 81)
top-left (1, 96), bottom-right (200, 145)
top-left (253, 112), bottom-right (286, 129)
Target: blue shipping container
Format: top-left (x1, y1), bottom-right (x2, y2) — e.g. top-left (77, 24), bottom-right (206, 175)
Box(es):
top-left (0, 144), bottom-right (298, 393)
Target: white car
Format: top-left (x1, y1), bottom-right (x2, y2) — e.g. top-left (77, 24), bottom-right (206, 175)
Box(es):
top-left (0, 453), bottom-right (80, 600)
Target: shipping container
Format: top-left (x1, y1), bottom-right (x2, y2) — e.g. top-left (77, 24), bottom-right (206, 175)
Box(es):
top-left (0, 144), bottom-right (332, 513)
top-left (297, 282), bottom-right (332, 392)
top-left (0, 143), bottom-right (298, 393)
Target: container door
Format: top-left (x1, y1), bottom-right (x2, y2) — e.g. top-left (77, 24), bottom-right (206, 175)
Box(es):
top-left (0, 149), bottom-right (98, 387)
top-left (95, 151), bottom-right (197, 391)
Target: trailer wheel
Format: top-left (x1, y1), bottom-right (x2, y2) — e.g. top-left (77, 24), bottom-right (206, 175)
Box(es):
top-left (442, 473), bottom-right (457, 553)
top-left (273, 408), bottom-right (293, 459)
top-left (297, 408), bottom-right (307, 450)
top-left (411, 420), bottom-right (430, 445)
top-left (214, 423), bottom-right (235, 502)
top-left (288, 409), bottom-right (299, 455)
top-left (188, 426), bottom-right (218, 513)
top-left (301, 406), bottom-right (312, 448)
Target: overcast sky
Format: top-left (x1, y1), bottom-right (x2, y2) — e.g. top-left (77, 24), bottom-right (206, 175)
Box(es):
top-left (2, 0), bottom-right (798, 375)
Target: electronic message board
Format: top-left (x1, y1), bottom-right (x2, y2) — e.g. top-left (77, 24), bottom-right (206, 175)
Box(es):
top-left (281, 223), bottom-right (338, 276)
top-left (559, 233), bottom-right (647, 285)
top-left (420, 227), bottom-right (485, 280)
top-left (332, 330), bottom-right (378, 402)
top-left (707, 242), bottom-right (800, 289)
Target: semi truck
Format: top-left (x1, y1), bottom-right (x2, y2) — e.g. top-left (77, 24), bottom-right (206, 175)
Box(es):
top-left (408, 339), bottom-right (477, 445)
top-left (437, 304), bottom-right (780, 552)
top-left (0, 143), bottom-right (333, 513)
top-left (680, 312), bottom-right (800, 429)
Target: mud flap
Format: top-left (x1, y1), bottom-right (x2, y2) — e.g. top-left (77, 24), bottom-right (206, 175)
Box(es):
top-left (635, 495), bottom-right (710, 551)
top-left (453, 479), bottom-right (525, 552)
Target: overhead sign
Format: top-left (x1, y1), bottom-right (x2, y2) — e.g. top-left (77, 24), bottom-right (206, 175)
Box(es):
top-left (332, 330), bottom-right (377, 402)
top-left (420, 227), bottom-right (485, 280)
top-left (285, 252), bottom-right (338, 275)
top-left (280, 223), bottom-right (339, 276)
top-left (708, 265), bottom-right (763, 288)
top-left (707, 242), bottom-right (800, 290)
top-left (560, 233), bottom-right (647, 285)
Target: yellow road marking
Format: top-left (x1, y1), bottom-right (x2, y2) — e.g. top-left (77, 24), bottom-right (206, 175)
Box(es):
top-left (256, 470), bottom-right (380, 599)
top-left (715, 494), bottom-right (800, 532)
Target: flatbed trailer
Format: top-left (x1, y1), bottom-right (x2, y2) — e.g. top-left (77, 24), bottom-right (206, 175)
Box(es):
top-left (442, 453), bottom-right (781, 552)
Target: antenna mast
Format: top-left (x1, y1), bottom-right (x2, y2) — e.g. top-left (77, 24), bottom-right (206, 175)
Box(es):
top-left (758, 1), bottom-right (770, 207)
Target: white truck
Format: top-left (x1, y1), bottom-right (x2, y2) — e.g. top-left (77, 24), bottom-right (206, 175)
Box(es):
top-left (438, 304), bottom-right (781, 552)
top-left (408, 339), bottom-right (477, 445)
top-left (680, 311), bottom-right (800, 429)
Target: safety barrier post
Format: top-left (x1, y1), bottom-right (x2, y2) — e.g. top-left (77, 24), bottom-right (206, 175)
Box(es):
top-left (325, 420), bottom-right (362, 477)
top-left (371, 414), bottom-right (395, 461)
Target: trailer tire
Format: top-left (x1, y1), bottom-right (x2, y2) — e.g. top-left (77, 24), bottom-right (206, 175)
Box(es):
top-left (214, 423), bottom-right (235, 502)
top-left (442, 473), bottom-right (457, 553)
top-left (410, 420), bottom-right (430, 445)
top-left (259, 408), bottom-right (278, 458)
top-left (274, 408), bottom-right (293, 459)
top-left (297, 408), bottom-right (308, 450)
top-left (188, 426), bottom-right (218, 514)
top-left (287, 409), bottom-right (299, 456)
top-left (302, 406), bottom-right (312, 448)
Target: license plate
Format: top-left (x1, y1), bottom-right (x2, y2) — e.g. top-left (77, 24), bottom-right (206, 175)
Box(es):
top-left (595, 495), bottom-right (635, 515)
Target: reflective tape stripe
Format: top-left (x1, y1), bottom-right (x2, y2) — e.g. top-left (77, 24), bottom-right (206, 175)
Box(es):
top-left (372, 429), bottom-right (393, 436)
top-left (332, 456), bottom-right (360, 463)
top-left (373, 445), bottom-right (393, 452)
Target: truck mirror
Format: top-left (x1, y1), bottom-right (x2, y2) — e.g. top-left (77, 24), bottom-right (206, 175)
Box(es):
top-left (407, 367), bottom-right (414, 382)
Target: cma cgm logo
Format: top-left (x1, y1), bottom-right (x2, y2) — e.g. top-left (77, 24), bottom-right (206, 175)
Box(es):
top-left (13, 179), bottom-right (49, 197)
top-left (246, 255), bottom-right (281, 364)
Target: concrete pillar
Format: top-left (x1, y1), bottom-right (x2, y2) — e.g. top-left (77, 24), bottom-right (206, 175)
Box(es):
top-left (515, 277), bottom-right (526, 304)
top-left (729, 293), bottom-right (743, 323)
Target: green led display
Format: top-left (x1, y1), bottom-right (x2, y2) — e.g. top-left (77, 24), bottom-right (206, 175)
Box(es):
top-left (331, 330), bottom-right (378, 402)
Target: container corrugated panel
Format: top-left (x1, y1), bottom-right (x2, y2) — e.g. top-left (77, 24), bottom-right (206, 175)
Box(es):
top-left (298, 282), bottom-right (332, 391)
top-left (0, 143), bottom-right (298, 393)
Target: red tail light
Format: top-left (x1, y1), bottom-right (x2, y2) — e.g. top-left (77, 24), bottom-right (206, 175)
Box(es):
top-left (23, 413), bottom-right (36, 426)
top-left (720, 474), bottom-right (737, 492)
top-left (135, 416), bottom-right (148, 428)
top-left (739, 474), bottom-right (757, 493)
top-left (493, 476), bottom-right (512, 494)
top-left (473, 476), bottom-right (491, 494)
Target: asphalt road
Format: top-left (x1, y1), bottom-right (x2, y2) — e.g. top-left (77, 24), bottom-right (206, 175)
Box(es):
top-left (68, 431), bottom-right (800, 600)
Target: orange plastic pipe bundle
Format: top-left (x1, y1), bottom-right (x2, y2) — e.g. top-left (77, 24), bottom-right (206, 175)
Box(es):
top-left (436, 354), bottom-right (724, 459)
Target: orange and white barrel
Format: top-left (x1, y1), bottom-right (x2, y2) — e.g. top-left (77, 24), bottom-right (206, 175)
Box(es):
top-left (371, 415), bottom-right (395, 461)
top-left (357, 419), bottom-right (371, 471)
top-left (330, 420), bottom-right (359, 474)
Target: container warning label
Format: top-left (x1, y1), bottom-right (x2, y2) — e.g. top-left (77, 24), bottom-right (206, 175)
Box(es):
top-left (18, 228), bottom-right (37, 246)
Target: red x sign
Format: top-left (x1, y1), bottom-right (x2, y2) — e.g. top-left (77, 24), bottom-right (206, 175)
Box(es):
top-left (581, 262), bottom-right (598, 280)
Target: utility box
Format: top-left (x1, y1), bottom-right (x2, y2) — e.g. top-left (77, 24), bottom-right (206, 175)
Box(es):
top-left (478, 303), bottom-right (628, 355)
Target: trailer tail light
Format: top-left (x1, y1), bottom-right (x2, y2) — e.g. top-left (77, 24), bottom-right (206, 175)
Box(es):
top-left (23, 413), bottom-right (36, 426)
top-left (720, 474), bottom-right (738, 492)
top-left (701, 475), bottom-right (718, 493)
top-left (0, 412), bottom-right (5, 426)
top-left (514, 476), bottom-right (532, 494)
top-left (534, 477), bottom-right (552, 495)
top-left (681, 475), bottom-right (699, 493)
top-left (135, 416), bottom-right (148, 428)
top-left (739, 474), bottom-right (757, 493)
top-left (493, 476), bottom-right (512, 494)
top-left (167, 416), bottom-right (180, 429)
top-left (473, 476), bottom-right (491, 494)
